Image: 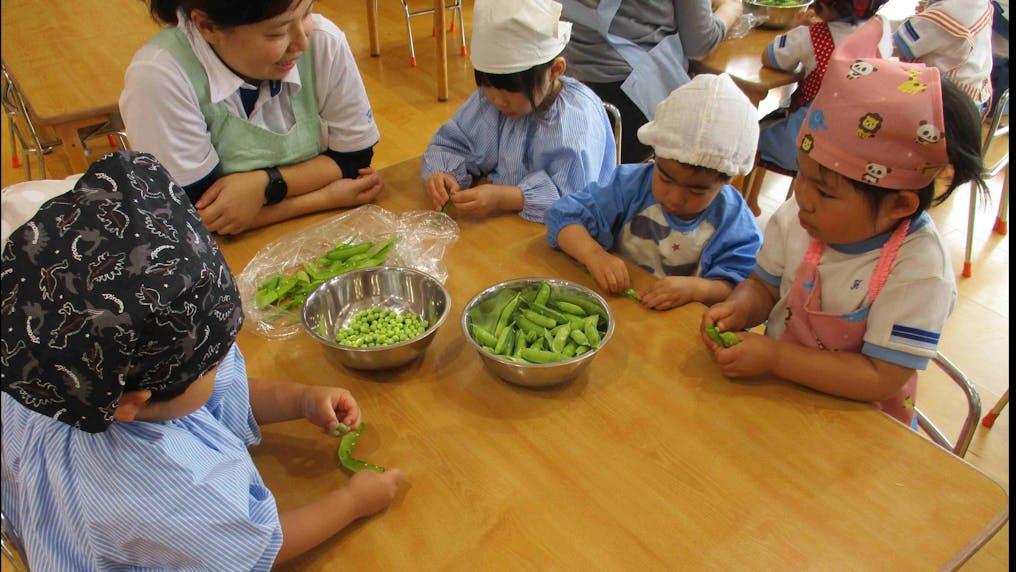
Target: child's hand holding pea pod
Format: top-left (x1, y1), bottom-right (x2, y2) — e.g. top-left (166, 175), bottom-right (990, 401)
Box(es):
top-left (705, 325), bottom-right (741, 348)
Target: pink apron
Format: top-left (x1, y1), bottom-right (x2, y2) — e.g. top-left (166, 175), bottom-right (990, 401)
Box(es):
top-left (780, 221), bottom-right (917, 425)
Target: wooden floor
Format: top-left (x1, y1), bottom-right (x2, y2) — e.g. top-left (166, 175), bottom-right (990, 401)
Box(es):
top-left (0, 1), bottom-right (1007, 569)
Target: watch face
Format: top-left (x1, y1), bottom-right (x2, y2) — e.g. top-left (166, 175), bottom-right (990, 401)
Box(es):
top-left (265, 169), bottom-right (287, 205)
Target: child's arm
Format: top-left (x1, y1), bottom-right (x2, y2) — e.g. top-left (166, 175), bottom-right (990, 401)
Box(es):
top-left (247, 377), bottom-right (360, 435)
top-left (701, 273), bottom-right (779, 340)
top-left (274, 468), bottom-right (403, 565)
top-left (641, 276), bottom-right (734, 310)
top-left (711, 333), bottom-right (916, 402)
top-left (556, 224), bottom-right (631, 293)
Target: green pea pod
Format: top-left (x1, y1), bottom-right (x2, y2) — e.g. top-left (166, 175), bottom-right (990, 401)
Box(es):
top-left (493, 326), bottom-right (515, 355)
top-left (513, 333), bottom-right (528, 359)
top-left (569, 329), bottom-right (589, 346)
top-left (254, 289), bottom-right (279, 310)
top-left (519, 348), bottom-right (570, 364)
top-left (526, 302), bottom-right (570, 325)
top-left (583, 316), bottom-right (601, 348)
top-left (520, 309), bottom-right (556, 329)
top-left (560, 312), bottom-right (588, 331)
top-left (515, 313), bottom-right (546, 337)
top-left (551, 294), bottom-right (609, 322)
top-left (705, 325), bottom-right (726, 346)
top-left (337, 423), bottom-right (385, 473)
top-left (621, 288), bottom-right (640, 302)
top-left (534, 282), bottom-right (551, 306)
top-left (719, 331), bottom-right (741, 347)
top-left (530, 338), bottom-right (546, 351)
top-left (471, 323), bottom-right (499, 347)
top-left (495, 293), bottom-right (522, 337)
top-left (551, 323), bottom-right (572, 353)
top-left (561, 341), bottom-right (578, 358)
top-left (325, 241), bottom-right (371, 261)
top-left (552, 300), bottom-right (587, 316)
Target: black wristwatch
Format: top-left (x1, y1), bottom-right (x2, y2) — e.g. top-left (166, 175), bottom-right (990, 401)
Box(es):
top-left (263, 167), bottom-right (288, 205)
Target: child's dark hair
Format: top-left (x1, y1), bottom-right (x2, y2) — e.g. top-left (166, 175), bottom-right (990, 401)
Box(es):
top-left (850, 78), bottom-right (988, 221)
top-left (474, 57), bottom-right (557, 114)
top-left (147, 0), bottom-right (293, 27)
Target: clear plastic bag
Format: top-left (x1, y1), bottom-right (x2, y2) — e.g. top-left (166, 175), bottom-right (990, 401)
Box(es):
top-left (727, 12), bottom-right (768, 39)
top-left (236, 204), bottom-right (459, 339)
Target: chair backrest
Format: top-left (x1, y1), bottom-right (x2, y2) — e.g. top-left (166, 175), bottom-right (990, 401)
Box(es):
top-left (602, 102), bottom-right (622, 166)
top-left (914, 353), bottom-right (982, 458)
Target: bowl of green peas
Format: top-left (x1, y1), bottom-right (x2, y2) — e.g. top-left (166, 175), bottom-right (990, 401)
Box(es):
top-left (744, 0), bottom-right (814, 29)
top-left (302, 266), bottom-right (450, 370)
top-left (461, 278), bottom-right (614, 387)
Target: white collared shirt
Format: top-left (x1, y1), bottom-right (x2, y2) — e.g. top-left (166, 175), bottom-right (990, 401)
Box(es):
top-left (120, 13), bottom-right (379, 186)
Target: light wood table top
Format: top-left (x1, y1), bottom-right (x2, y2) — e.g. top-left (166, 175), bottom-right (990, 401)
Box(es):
top-left (0, 0), bottom-right (160, 173)
top-left (218, 157), bottom-right (1008, 570)
top-left (692, 25), bottom-right (799, 107)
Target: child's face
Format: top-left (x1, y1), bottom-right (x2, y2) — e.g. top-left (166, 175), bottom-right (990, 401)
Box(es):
top-left (651, 158), bottom-right (727, 221)
top-left (793, 153), bottom-right (899, 243)
top-left (196, 0), bottom-right (314, 82)
top-left (481, 87), bottom-right (535, 120)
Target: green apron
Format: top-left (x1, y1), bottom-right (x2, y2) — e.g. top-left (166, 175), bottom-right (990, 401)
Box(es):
top-left (149, 28), bottom-right (322, 174)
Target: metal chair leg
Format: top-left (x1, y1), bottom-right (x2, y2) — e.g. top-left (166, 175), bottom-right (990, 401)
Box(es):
top-left (401, 1), bottom-right (417, 67)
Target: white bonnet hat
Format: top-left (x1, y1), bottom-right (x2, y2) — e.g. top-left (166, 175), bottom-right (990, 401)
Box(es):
top-left (637, 74), bottom-right (759, 177)
top-left (470, 0), bottom-right (573, 74)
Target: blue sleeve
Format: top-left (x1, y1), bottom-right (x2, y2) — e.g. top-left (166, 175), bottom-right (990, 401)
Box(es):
top-left (204, 344), bottom-right (261, 447)
top-left (545, 164), bottom-right (655, 250)
top-left (697, 186), bottom-right (763, 284)
top-left (518, 95), bottom-right (616, 223)
top-left (421, 90), bottom-right (501, 188)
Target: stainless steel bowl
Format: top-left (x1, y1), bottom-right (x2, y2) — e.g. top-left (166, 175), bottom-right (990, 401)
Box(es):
top-left (461, 278), bottom-right (615, 387)
top-left (744, 0), bottom-right (814, 29)
top-left (302, 266), bottom-right (450, 370)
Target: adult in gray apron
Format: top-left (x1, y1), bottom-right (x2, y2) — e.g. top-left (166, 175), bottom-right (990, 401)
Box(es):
top-left (560, 0), bottom-right (740, 163)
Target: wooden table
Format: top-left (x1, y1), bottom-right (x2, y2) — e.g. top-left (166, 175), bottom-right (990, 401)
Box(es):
top-left (219, 157), bottom-right (1008, 571)
top-left (0, 0), bottom-right (159, 174)
top-left (365, 0), bottom-right (450, 101)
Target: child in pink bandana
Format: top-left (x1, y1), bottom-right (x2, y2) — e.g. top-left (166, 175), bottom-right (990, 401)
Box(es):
top-left (700, 17), bottom-right (989, 426)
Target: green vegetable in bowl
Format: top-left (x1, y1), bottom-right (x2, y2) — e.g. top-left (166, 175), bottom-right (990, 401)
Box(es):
top-left (466, 281), bottom-right (609, 364)
top-left (333, 306), bottom-right (429, 348)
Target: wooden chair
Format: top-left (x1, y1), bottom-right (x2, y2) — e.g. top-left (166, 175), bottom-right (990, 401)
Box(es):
top-left (961, 88), bottom-right (1009, 277)
top-left (914, 353), bottom-right (982, 458)
top-left (981, 389), bottom-right (1008, 428)
top-left (1, 62), bottom-right (128, 180)
top-left (1, 512), bottom-right (28, 572)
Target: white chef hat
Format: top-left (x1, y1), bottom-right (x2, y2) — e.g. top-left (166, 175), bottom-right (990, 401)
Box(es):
top-left (470, 0), bottom-right (573, 74)
top-left (637, 74), bottom-right (759, 177)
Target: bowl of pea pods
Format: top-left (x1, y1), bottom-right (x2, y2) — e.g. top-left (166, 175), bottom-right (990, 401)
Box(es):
top-left (461, 278), bottom-right (615, 387)
top-left (302, 266), bottom-right (451, 370)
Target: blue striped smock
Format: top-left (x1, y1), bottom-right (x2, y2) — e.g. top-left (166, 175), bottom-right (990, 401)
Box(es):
top-left (1, 344), bottom-right (283, 571)
top-left (421, 76), bottom-right (616, 223)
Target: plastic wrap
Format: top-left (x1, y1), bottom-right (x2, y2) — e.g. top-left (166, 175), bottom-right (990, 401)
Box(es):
top-left (727, 13), bottom-right (768, 39)
top-left (236, 204), bottom-right (459, 339)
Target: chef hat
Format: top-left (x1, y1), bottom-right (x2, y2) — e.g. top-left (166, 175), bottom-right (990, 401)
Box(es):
top-left (637, 73), bottom-right (759, 177)
top-left (796, 17), bottom-right (948, 190)
top-left (470, 0), bottom-right (573, 74)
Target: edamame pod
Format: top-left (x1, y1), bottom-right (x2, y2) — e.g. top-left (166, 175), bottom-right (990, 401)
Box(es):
top-left (520, 348), bottom-right (570, 364)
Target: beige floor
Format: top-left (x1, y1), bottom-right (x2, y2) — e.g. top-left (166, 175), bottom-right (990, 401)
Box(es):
top-left (1, 1), bottom-right (1007, 570)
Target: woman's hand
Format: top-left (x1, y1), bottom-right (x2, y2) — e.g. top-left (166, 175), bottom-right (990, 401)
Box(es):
top-left (196, 171), bottom-right (268, 235)
top-left (299, 385), bottom-right (362, 436)
top-left (323, 168), bottom-right (383, 207)
top-left (425, 172), bottom-right (460, 210)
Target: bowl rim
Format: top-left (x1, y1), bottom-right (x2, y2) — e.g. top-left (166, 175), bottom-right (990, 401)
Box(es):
top-left (300, 265), bottom-right (451, 352)
top-left (460, 277), bottom-right (615, 368)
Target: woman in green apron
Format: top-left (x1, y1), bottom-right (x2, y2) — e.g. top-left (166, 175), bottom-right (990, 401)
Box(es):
top-left (121, 0), bottom-right (383, 234)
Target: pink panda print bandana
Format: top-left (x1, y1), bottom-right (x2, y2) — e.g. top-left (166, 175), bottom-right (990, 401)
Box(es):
top-left (796, 17), bottom-right (949, 190)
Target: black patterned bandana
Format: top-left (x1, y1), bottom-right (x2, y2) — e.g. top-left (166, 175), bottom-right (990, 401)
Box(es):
top-left (1, 151), bottom-right (243, 432)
